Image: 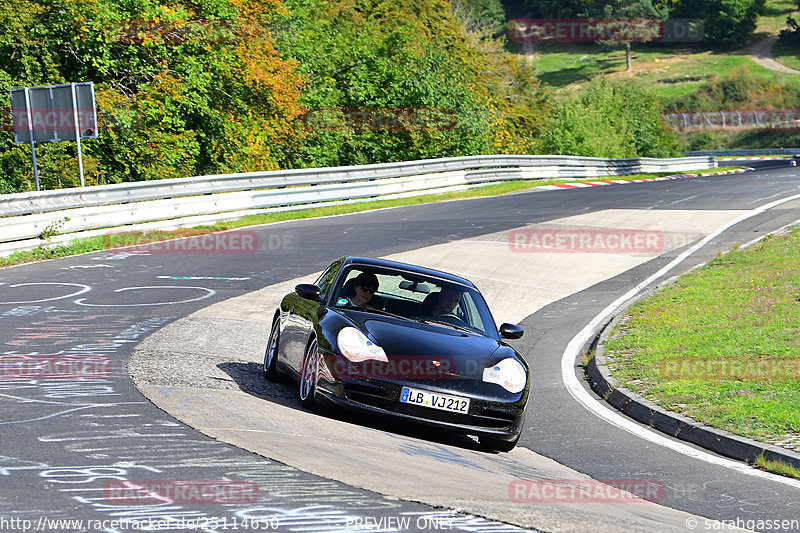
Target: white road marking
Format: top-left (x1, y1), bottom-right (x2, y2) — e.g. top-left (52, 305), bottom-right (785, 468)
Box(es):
top-left (74, 286), bottom-right (216, 307)
top-left (0, 283), bottom-right (91, 304)
top-left (561, 191), bottom-right (800, 489)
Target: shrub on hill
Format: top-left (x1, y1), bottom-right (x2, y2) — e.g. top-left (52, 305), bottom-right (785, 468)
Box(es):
top-left (779, 14), bottom-right (800, 45)
top-left (669, 66), bottom-right (800, 151)
top-left (537, 77), bottom-right (681, 158)
top-left (667, 66), bottom-right (800, 112)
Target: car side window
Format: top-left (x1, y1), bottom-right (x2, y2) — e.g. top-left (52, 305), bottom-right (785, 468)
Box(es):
top-left (315, 260), bottom-right (342, 300)
top-left (459, 292), bottom-right (487, 333)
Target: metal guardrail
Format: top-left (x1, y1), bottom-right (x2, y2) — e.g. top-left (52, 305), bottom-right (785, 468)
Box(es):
top-left (0, 154), bottom-right (715, 256)
top-left (686, 149), bottom-right (800, 157)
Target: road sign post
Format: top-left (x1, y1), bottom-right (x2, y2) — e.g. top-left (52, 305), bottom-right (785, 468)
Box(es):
top-left (70, 83), bottom-right (86, 187)
top-left (22, 87), bottom-right (40, 191)
top-left (9, 82), bottom-right (98, 191)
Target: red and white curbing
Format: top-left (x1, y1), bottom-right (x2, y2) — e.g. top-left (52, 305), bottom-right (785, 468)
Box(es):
top-left (716, 156), bottom-right (790, 161)
top-left (535, 167), bottom-right (752, 191)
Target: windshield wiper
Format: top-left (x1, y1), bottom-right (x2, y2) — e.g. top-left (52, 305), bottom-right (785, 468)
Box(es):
top-left (414, 318), bottom-right (474, 334)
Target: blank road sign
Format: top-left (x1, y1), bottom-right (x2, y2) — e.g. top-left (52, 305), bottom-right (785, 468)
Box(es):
top-left (10, 83), bottom-right (98, 144)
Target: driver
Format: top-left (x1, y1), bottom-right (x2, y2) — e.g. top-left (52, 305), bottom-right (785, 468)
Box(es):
top-left (422, 287), bottom-right (461, 316)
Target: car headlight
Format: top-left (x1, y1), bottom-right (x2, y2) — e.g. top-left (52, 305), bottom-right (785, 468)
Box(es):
top-left (482, 358), bottom-right (526, 393)
top-left (337, 327), bottom-right (388, 362)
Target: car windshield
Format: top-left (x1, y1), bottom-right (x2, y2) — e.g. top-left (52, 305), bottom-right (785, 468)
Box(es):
top-left (331, 266), bottom-right (497, 337)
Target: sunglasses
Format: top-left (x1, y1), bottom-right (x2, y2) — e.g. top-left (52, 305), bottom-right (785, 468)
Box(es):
top-left (357, 286), bottom-right (377, 294)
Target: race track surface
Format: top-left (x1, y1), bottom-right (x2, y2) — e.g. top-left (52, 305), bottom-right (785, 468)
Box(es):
top-left (2, 162), bottom-right (799, 532)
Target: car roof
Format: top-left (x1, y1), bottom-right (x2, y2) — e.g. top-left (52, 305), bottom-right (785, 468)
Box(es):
top-left (340, 256), bottom-right (478, 288)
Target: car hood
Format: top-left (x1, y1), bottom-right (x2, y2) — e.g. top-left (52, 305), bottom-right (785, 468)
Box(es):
top-left (337, 310), bottom-right (502, 379)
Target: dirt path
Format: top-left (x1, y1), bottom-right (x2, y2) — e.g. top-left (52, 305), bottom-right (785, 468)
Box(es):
top-left (744, 34), bottom-right (800, 75)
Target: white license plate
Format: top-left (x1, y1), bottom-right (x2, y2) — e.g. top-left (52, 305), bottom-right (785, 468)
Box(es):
top-left (400, 387), bottom-right (470, 414)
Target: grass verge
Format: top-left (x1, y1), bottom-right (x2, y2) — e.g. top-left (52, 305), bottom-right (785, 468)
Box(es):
top-left (754, 454), bottom-right (800, 479)
top-left (604, 227), bottom-right (800, 453)
top-left (0, 168), bottom-right (740, 268)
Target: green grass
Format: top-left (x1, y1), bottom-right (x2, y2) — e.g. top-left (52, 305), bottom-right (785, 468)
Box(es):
top-left (772, 39), bottom-right (800, 71)
top-left (511, 0), bottom-right (800, 100)
top-left (604, 228), bottom-right (800, 447)
top-left (757, 0), bottom-right (800, 34)
top-left (526, 42), bottom-right (800, 99)
top-left (754, 454), bottom-right (800, 479)
top-left (0, 168), bottom-right (737, 268)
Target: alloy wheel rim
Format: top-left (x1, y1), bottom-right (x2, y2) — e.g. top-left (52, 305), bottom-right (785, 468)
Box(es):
top-left (264, 326), bottom-right (278, 371)
top-left (300, 340), bottom-right (317, 400)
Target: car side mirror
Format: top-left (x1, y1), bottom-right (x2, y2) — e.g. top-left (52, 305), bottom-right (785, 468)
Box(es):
top-left (499, 323), bottom-right (524, 339)
top-left (295, 284), bottom-right (322, 301)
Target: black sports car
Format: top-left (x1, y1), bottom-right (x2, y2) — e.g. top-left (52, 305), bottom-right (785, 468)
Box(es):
top-left (263, 256), bottom-right (529, 451)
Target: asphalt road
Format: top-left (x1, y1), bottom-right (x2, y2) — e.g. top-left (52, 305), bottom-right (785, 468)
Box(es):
top-left (1, 161), bottom-right (799, 532)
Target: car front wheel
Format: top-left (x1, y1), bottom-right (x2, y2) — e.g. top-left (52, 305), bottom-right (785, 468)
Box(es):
top-left (263, 318), bottom-right (280, 381)
top-left (299, 338), bottom-right (319, 409)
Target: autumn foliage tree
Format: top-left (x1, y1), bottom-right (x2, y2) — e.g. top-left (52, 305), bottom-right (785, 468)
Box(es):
top-left (0, 0), bottom-right (304, 191)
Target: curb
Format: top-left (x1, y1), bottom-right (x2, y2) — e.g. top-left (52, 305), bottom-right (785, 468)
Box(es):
top-left (585, 313), bottom-right (800, 470)
top-left (538, 166), bottom-right (753, 191)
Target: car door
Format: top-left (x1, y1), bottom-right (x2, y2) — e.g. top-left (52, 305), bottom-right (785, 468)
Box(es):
top-left (279, 260), bottom-right (342, 378)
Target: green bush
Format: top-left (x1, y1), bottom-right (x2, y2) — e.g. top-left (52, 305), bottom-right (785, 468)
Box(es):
top-left (277, 0), bottom-right (547, 167)
top-left (0, 0), bottom-right (304, 191)
top-left (667, 66), bottom-right (800, 112)
top-left (538, 77), bottom-right (682, 158)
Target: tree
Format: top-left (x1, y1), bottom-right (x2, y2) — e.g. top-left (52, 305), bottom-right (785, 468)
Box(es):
top-left (276, 0), bottom-right (549, 167)
top-left (670, 0), bottom-right (765, 48)
top-left (600, 0), bottom-right (669, 71)
top-left (0, 0), bottom-right (551, 192)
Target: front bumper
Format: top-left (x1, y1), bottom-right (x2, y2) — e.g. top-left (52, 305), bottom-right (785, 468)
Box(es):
top-left (315, 355), bottom-right (528, 440)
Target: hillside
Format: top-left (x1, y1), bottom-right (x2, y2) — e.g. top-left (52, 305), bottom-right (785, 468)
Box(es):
top-left (498, 0), bottom-right (800, 150)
